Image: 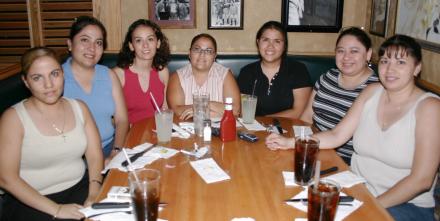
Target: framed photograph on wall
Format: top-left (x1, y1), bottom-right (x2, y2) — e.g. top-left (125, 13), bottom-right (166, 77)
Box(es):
top-left (370, 0), bottom-right (388, 37)
top-left (395, 0), bottom-right (440, 52)
top-left (148, 0), bottom-right (196, 29)
top-left (281, 0), bottom-right (344, 32)
top-left (208, 0), bottom-right (243, 29)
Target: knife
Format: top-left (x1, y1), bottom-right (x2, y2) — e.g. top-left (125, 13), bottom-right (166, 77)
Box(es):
top-left (272, 119), bottom-right (283, 134)
top-left (121, 144), bottom-right (157, 167)
top-left (320, 166), bottom-right (338, 176)
top-left (285, 196), bottom-right (354, 203)
top-left (91, 202), bottom-right (168, 209)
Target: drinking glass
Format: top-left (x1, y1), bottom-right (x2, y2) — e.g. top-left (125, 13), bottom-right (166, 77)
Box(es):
top-left (241, 94), bottom-right (257, 124)
top-left (192, 93), bottom-right (209, 137)
top-left (154, 109), bottom-right (173, 144)
top-left (129, 169), bottom-right (161, 221)
top-left (294, 135), bottom-right (319, 185)
top-left (308, 180), bottom-right (341, 221)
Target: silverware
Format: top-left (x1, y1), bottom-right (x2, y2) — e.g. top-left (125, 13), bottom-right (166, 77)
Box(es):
top-left (88, 211), bottom-right (131, 218)
top-left (121, 144), bottom-right (157, 167)
top-left (320, 166), bottom-right (338, 176)
top-left (285, 196), bottom-right (354, 203)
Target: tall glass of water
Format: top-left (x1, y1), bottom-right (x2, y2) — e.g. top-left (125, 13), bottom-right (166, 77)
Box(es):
top-left (193, 93), bottom-right (210, 137)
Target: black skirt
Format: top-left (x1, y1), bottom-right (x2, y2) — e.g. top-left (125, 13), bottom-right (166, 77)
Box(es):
top-left (1, 173), bottom-right (89, 221)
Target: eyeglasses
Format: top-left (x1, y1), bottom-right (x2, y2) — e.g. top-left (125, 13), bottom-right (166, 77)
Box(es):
top-left (191, 47), bottom-right (215, 55)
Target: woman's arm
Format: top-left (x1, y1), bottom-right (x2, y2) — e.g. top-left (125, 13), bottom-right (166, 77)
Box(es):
top-left (208, 70), bottom-right (241, 117)
top-left (167, 72), bottom-right (193, 120)
top-left (112, 67), bottom-right (125, 86)
top-left (158, 67), bottom-right (170, 109)
top-left (299, 90), bottom-right (316, 124)
top-left (377, 97), bottom-right (440, 208)
top-left (266, 83), bottom-right (380, 150)
top-left (0, 108), bottom-right (84, 219)
top-left (78, 101), bottom-right (104, 207)
top-left (109, 69), bottom-right (129, 149)
top-left (267, 87), bottom-right (312, 118)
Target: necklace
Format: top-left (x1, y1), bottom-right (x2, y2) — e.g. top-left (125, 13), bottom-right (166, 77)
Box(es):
top-left (34, 100), bottom-right (66, 142)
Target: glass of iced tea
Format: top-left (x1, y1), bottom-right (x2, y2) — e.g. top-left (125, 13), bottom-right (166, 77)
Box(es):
top-left (308, 180), bottom-right (341, 221)
top-left (128, 169), bottom-right (161, 221)
top-left (294, 135), bottom-right (319, 186)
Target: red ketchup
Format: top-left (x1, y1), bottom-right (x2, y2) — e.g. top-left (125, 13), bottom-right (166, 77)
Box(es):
top-left (220, 97), bottom-right (236, 142)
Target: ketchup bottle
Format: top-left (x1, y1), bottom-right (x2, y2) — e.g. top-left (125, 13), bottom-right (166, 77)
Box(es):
top-left (220, 97), bottom-right (236, 142)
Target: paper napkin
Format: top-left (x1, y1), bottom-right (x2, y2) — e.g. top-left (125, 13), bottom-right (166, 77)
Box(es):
top-left (286, 189), bottom-right (363, 221)
top-left (237, 118), bottom-right (266, 131)
top-left (293, 126), bottom-right (313, 137)
top-left (190, 158), bottom-right (230, 184)
top-left (322, 171), bottom-right (367, 188)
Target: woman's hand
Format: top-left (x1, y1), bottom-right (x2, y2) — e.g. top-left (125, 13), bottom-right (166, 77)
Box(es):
top-left (83, 194), bottom-right (97, 207)
top-left (265, 133), bottom-right (295, 150)
top-left (56, 204), bottom-right (84, 220)
top-left (179, 107), bottom-right (194, 120)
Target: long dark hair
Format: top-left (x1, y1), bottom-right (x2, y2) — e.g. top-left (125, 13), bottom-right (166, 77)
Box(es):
top-left (256, 21), bottom-right (288, 57)
top-left (336, 27), bottom-right (371, 50)
top-left (69, 16), bottom-right (107, 50)
top-left (116, 19), bottom-right (170, 70)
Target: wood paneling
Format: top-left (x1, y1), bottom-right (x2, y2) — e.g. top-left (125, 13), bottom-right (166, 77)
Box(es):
top-left (93, 0), bottom-right (121, 51)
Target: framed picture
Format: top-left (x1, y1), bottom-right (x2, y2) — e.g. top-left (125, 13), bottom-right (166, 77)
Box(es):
top-left (148, 0), bottom-right (196, 29)
top-left (208, 0), bottom-right (243, 29)
top-left (281, 0), bottom-right (344, 33)
top-left (370, 0), bottom-right (388, 37)
top-left (395, 0), bottom-right (440, 52)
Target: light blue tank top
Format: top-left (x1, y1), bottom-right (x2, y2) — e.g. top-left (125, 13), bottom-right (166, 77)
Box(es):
top-left (62, 57), bottom-right (115, 148)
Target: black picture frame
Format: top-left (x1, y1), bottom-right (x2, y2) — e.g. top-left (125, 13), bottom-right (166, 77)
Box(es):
top-left (148, 0), bottom-right (196, 29)
top-left (208, 0), bottom-right (243, 30)
top-left (370, 0), bottom-right (388, 37)
top-left (281, 0), bottom-right (344, 33)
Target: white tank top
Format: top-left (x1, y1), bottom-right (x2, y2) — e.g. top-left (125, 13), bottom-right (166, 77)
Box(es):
top-left (352, 86), bottom-right (438, 207)
top-left (14, 98), bottom-right (87, 195)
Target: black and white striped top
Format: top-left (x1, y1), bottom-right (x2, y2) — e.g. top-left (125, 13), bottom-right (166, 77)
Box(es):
top-left (312, 68), bottom-right (379, 164)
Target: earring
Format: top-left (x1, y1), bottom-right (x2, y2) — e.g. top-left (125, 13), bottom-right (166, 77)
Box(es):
top-left (367, 60), bottom-right (372, 67)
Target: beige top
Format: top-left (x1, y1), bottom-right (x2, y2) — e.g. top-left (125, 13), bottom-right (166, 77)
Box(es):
top-left (176, 62), bottom-right (229, 104)
top-left (352, 86), bottom-right (438, 207)
top-left (14, 98), bottom-right (87, 195)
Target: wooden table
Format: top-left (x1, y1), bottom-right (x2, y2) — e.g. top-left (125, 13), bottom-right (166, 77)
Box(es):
top-left (95, 117), bottom-right (393, 221)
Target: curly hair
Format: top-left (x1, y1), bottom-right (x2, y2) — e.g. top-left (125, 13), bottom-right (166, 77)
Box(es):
top-left (116, 19), bottom-right (170, 71)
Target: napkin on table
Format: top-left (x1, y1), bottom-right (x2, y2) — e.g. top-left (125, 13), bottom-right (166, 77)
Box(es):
top-left (102, 143), bottom-right (179, 173)
top-left (286, 188), bottom-right (363, 221)
top-left (237, 118), bottom-right (266, 131)
top-left (190, 158), bottom-right (230, 184)
top-left (322, 171), bottom-right (367, 188)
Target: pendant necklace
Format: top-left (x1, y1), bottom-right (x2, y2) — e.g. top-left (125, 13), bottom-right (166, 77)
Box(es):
top-left (35, 100), bottom-right (66, 142)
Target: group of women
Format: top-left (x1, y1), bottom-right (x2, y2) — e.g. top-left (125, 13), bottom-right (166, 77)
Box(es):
top-left (0, 14), bottom-right (437, 221)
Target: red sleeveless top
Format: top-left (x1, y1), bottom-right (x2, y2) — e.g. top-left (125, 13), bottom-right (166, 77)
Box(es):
top-left (123, 68), bottom-right (165, 124)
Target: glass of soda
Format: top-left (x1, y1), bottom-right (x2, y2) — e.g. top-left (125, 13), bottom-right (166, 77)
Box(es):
top-left (294, 135), bottom-right (319, 186)
top-left (308, 180), bottom-right (341, 221)
top-left (129, 168), bottom-right (161, 221)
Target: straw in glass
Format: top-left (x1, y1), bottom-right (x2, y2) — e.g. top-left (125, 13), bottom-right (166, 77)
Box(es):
top-left (150, 92), bottom-right (162, 114)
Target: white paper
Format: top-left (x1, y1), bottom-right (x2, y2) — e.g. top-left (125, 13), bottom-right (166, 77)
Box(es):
top-left (293, 126), bottom-right (313, 137)
top-left (190, 158), bottom-right (231, 184)
top-left (282, 171), bottom-right (300, 187)
top-left (81, 197), bottom-right (166, 221)
top-left (102, 144), bottom-right (179, 173)
top-left (286, 189), bottom-right (363, 221)
top-left (172, 123), bottom-right (191, 138)
top-left (231, 218), bottom-right (255, 221)
top-left (237, 118), bottom-right (266, 131)
top-left (322, 171), bottom-right (367, 188)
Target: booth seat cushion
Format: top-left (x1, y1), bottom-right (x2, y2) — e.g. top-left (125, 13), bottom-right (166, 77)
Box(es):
top-left (99, 54), bottom-right (336, 84)
top-left (0, 54), bottom-right (335, 114)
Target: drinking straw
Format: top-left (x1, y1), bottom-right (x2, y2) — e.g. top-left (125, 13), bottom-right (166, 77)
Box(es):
top-left (251, 79), bottom-right (257, 97)
top-left (122, 148), bottom-right (140, 184)
top-left (300, 126), bottom-right (305, 140)
top-left (150, 92), bottom-right (162, 114)
top-left (313, 160), bottom-right (321, 192)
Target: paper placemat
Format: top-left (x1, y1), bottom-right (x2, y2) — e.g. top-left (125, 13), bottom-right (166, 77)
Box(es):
top-left (190, 158), bottom-right (230, 184)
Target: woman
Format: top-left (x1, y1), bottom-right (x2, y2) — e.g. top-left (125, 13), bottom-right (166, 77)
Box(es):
top-left (299, 27), bottom-right (379, 164)
top-left (167, 33), bottom-right (240, 120)
top-left (63, 16), bottom-right (129, 158)
top-left (0, 47), bottom-right (103, 221)
top-left (266, 35), bottom-right (440, 221)
top-left (238, 21), bottom-right (312, 118)
top-left (113, 19), bottom-right (170, 124)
